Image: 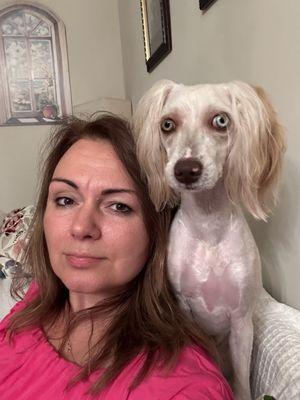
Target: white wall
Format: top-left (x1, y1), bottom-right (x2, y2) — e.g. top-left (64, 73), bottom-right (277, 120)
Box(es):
top-left (0, 0), bottom-right (125, 212)
top-left (118, 0), bottom-right (300, 310)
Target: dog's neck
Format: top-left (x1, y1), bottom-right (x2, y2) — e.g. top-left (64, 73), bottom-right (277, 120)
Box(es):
top-left (178, 180), bottom-right (238, 243)
top-left (180, 179), bottom-right (232, 213)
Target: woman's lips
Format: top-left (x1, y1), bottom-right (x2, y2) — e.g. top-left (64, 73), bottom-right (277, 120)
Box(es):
top-left (65, 254), bottom-right (103, 268)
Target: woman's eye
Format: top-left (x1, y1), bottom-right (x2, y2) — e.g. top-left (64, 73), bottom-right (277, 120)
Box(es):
top-left (211, 113), bottom-right (230, 130)
top-left (160, 118), bottom-right (176, 133)
top-left (110, 203), bottom-right (132, 214)
top-left (55, 197), bottom-right (74, 207)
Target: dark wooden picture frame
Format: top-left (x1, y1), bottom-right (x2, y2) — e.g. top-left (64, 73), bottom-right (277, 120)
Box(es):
top-left (140, 0), bottom-right (172, 73)
top-left (199, 0), bottom-right (217, 11)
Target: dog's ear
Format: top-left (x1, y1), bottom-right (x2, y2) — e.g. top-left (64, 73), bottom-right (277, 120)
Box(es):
top-left (132, 80), bottom-right (178, 211)
top-left (225, 82), bottom-right (286, 220)
top-left (252, 85), bottom-right (286, 215)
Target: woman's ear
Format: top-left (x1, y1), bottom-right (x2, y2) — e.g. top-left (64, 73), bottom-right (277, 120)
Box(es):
top-left (133, 80), bottom-right (178, 211)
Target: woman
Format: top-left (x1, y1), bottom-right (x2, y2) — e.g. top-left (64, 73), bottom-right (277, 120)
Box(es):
top-left (0, 115), bottom-right (233, 399)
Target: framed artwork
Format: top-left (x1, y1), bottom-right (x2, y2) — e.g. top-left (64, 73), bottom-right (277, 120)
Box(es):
top-left (0, 4), bottom-right (72, 126)
top-left (140, 0), bottom-right (172, 73)
top-left (199, 0), bottom-right (217, 11)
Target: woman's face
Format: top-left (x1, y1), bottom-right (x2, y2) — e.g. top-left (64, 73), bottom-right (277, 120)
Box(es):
top-left (44, 138), bottom-right (149, 307)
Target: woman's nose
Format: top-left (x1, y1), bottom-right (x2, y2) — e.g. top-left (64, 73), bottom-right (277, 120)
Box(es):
top-left (70, 204), bottom-right (101, 240)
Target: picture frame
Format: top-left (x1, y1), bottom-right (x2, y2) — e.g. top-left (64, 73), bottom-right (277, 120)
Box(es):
top-left (0, 4), bottom-right (72, 126)
top-left (199, 0), bottom-right (217, 11)
top-left (140, 0), bottom-right (172, 73)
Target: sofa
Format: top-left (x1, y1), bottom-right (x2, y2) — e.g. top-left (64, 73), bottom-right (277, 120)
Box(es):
top-left (0, 206), bottom-right (300, 399)
top-left (0, 206), bottom-right (34, 315)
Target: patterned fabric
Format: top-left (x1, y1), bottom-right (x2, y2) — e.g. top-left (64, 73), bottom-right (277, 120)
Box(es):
top-left (251, 289), bottom-right (300, 399)
top-left (0, 277), bottom-right (17, 320)
top-left (0, 206), bottom-right (35, 278)
top-left (0, 210), bottom-right (5, 226)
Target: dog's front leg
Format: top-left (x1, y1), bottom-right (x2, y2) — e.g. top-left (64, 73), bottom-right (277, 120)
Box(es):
top-left (175, 293), bottom-right (194, 319)
top-left (229, 313), bottom-right (253, 400)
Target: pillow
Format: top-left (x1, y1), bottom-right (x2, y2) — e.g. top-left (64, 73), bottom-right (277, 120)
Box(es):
top-left (251, 289), bottom-right (300, 399)
top-left (0, 206), bottom-right (35, 278)
top-left (0, 277), bottom-right (18, 319)
top-left (0, 209), bottom-right (6, 225)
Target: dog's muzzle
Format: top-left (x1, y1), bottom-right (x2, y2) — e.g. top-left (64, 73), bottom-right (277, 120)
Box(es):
top-left (174, 158), bottom-right (203, 184)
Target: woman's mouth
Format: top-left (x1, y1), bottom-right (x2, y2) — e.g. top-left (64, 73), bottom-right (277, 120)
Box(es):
top-left (65, 254), bottom-right (104, 268)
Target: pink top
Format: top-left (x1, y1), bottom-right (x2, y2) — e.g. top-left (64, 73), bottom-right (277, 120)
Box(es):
top-left (0, 286), bottom-right (233, 400)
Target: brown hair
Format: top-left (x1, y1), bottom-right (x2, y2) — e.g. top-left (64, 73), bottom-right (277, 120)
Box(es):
top-left (8, 114), bottom-right (217, 395)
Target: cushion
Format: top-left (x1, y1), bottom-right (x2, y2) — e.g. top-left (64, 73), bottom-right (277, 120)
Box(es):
top-left (0, 206), bottom-right (35, 278)
top-left (0, 277), bottom-right (17, 320)
top-left (0, 210), bottom-right (5, 225)
top-left (251, 289), bottom-right (300, 399)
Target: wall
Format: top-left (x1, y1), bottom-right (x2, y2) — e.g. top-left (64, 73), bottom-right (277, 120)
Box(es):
top-left (0, 0), bottom-right (125, 211)
top-left (118, 0), bottom-right (300, 309)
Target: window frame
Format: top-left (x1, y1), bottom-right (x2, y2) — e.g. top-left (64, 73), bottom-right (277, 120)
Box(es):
top-left (0, 4), bottom-right (72, 126)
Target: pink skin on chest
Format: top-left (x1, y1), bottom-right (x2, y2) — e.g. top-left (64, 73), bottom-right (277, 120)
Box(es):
top-left (184, 267), bottom-right (240, 313)
top-left (176, 243), bottom-right (240, 313)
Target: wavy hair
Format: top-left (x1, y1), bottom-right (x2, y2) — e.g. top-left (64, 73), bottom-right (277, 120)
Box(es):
top-left (8, 114), bottom-right (217, 395)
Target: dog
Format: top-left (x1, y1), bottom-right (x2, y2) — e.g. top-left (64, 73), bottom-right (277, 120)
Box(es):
top-left (133, 80), bottom-right (285, 399)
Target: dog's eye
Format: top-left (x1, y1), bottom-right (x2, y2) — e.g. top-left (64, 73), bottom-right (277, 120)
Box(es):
top-left (161, 118), bottom-right (176, 133)
top-left (211, 113), bottom-right (230, 130)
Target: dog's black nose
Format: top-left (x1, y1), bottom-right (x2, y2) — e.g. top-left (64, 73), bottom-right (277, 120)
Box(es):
top-left (174, 158), bottom-right (203, 184)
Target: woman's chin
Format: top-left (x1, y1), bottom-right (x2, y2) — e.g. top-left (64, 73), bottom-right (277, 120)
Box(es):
top-left (62, 277), bottom-right (101, 295)
top-left (63, 277), bottom-right (117, 303)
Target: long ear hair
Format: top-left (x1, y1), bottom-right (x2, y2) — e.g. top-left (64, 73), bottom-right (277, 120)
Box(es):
top-left (224, 82), bottom-right (286, 220)
top-left (133, 80), bottom-right (179, 211)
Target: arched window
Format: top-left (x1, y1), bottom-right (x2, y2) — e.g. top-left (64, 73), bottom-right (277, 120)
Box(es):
top-left (0, 4), bottom-right (72, 125)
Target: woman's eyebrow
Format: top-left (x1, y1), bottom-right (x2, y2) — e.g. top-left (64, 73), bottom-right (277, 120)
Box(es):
top-left (50, 178), bottom-right (136, 195)
top-left (101, 188), bottom-right (136, 196)
top-left (51, 177), bottom-right (78, 189)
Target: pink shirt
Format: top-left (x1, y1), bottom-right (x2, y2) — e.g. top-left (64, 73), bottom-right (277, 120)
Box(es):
top-left (0, 287), bottom-right (233, 400)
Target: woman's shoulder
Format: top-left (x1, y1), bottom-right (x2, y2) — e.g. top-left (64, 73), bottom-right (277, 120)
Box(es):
top-left (164, 346), bottom-right (233, 398)
top-left (123, 345), bottom-right (234, 400)
top-left (176, 345), bottom-right (226, 378)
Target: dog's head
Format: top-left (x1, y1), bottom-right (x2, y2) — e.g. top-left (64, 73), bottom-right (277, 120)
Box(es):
top-left (133, 80), bottom-right (285, 220)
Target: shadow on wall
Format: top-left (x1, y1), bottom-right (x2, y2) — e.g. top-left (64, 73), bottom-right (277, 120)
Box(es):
top-left (247, 158), bottom-right (299, 305)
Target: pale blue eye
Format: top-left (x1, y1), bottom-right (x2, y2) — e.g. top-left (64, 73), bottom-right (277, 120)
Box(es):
top-left (212, 113), bottom-right (230, 130)
top-left (161, 118), bottom-right (176, 133)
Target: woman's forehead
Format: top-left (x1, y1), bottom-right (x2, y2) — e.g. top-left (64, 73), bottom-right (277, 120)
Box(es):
top-left (52, 138), bottom-right (137, 191)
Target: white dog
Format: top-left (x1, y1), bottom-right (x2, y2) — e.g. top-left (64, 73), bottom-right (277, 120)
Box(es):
top-left (133, 80), bottom-right (285, 400)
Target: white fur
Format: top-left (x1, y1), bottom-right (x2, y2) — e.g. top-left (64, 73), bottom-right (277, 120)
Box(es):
top-left (133, 80), bottom-right (285, 400)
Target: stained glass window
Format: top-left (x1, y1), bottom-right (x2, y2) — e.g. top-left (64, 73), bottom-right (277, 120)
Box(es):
top-left (0, 5), bottom-right (72, 125)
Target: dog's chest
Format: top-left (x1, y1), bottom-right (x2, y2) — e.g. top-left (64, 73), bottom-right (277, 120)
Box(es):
top-left (167, 212), bottom-right (250, 316)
